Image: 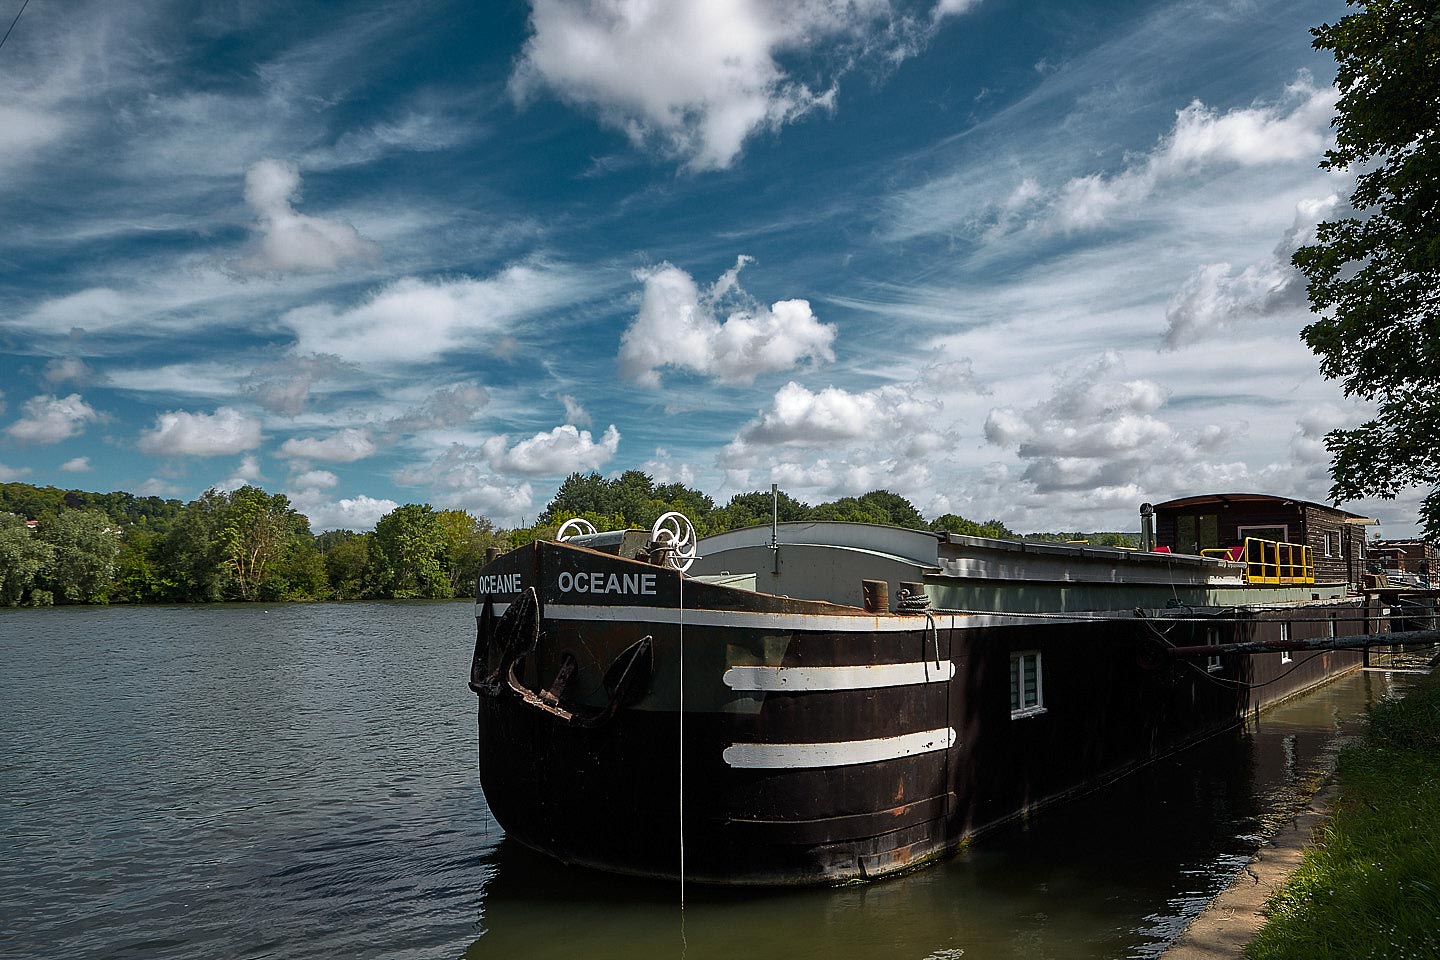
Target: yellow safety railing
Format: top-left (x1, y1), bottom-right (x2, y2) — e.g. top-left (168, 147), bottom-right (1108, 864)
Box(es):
top-left (1202, 537), bottom-right (1314, 584)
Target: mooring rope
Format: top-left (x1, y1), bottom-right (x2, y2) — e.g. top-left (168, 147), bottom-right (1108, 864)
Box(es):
top-left (677, 569), bottom-right (687, 916)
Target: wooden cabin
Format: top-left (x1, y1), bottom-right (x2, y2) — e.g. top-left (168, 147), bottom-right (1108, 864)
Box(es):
top-left (1152, 493), bottom-right (1372, 587)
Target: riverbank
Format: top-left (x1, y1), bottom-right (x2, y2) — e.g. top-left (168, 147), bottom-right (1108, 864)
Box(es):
top-left (1245, 666), bottom-right (1440, 959)
top-left (1167, 664), bottom-right (1440, 959)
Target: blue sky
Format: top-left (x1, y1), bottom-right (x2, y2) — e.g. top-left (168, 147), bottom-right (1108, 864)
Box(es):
top-left (0, 0), bottom-right (1420, 535)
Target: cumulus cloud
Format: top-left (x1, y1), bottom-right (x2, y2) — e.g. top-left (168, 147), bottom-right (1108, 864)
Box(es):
top-left (482, 424), bottom-right (621, 476)
top-left (238, 159), bottom-right (379, 274)
top-left (290, 469), bottom-right (340, 490)
top-left (511, 0), bottom-right (969, 171)
top-left (719, 378), bottom-right (951, 500)
top-left (279, 263), bottom-right (585, 365)
top-left (0, 462), bottom-right (33, 481)
top-left (212, 454), bottom-right (266, 492)
top-left (289, 491), bottom-right (400, 533)
top-left (641, 447), bottom-right (697, 487)
top-left (394, 444), bottom-right (535, 520)
top-left (278, 428), bottom-right (377, 463)
top-left (619, 258), bottom-right (836, 387)
top-left (138, 407), bottom-right (262, 457)
top-left (59, 457), bottom-right (93, 473)
top-left (6, 393), bottom-right (100, 444)
top-left (1160, 194), bottom-right (1341, 349)
top-left (982, 352), bottom-right (1238, 495)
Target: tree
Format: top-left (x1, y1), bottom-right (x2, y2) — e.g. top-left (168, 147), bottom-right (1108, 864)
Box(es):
top-left (0, 513), bottom-right (54, 606)
top-left (218, 486), bottom-right (312, 601)
top-left (1293, 0), bottom-right (1440, 536)
top-left (158, 489), bottom-right (231, 601)
top-left (930, 514), bottom-right (1017, 539)
top-left (318, 531), bottom-right (373, 600)
top-left (371, 504), bottom-right (451, 599)
top-left (38, 508), bottom-right (121, 603)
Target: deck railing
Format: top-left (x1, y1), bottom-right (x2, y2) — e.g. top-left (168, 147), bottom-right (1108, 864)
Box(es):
top-left (1201, 537), bottom-right (1315, 584)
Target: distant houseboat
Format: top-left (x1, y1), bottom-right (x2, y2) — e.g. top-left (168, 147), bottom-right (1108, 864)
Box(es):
top-left (468, 494), bottom-right (1423, 885)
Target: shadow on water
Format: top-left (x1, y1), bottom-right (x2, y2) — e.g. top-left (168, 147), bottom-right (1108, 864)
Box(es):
top-left (468, 670), bottom-right (1409, 960)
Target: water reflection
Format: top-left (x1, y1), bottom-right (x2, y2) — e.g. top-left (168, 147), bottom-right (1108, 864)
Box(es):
top-left (469, 671), bottom-right (1403, 960)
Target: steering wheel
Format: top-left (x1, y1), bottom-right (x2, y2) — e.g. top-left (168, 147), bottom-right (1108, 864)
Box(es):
top-left (650, 511), bottom-right (697, 572)
top-left (555, 518), bottom-right (598, 542)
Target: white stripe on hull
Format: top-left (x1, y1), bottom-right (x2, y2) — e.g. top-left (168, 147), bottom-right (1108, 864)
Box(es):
top-left (722, 727), bottom-right (956, 769)
top-left (476, 602), bottom-right (1095, 630)
top-left (723, 661), bottom-right (954, 691)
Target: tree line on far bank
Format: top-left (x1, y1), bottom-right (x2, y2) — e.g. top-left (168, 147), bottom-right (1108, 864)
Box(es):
top-left (0, 475), bottom-right (1134, 607)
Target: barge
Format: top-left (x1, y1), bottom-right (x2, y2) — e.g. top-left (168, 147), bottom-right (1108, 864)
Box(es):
top-left (468, 494), bottom-right (1422, 885)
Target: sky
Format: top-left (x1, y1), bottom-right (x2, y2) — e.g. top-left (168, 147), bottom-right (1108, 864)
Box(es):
top-left (0, 0), bottom-right (1424, 536)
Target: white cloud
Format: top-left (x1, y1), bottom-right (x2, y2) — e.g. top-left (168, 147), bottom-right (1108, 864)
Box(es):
top-left (138, 407), bottom-right (263, 457)
top-left (0, 462), bottom-right (33, 481)
top-left (558, 394), bottom-right (592, 427)
top-left (619, 258), bottom-right (836, 387)
top-left (1160, 194), bottom-right (1339, 349)
top-left (641, 447), bottom-right (697, 487)
top-left (245, 354), bottom-right (354, 416)
top-left (1048, 77), bottom-right (1337, 232)
top-left (394, 444), bottom-right (535, 520)
top-left (482, 424), bottom-right (621, 476)
top-left (290, 469), bottom-right (339, 490)
top-left (237, 159), bottom-right (379, 274)
top-left (59, 457), bottom-right (93, 473)
top-left (43, 357), bottom-right (103, 386)
top-left (511, 0), bottom-right (967, 170)
top-left (383, 382), bottom-right (491, 436)
top-left (289, 491), bottom-right (400, 533)
top-left (982, 352), bottom-right (1237, 495)
top-left (279, 263), bottom-right (586, 365)
top-left (278, 428), bottom-right (377, 463)
top-left (5, 393), bottom-right (100, 444)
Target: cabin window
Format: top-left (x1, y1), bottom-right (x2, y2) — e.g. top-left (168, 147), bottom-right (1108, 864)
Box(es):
top-left (1206, 626), bottom-right (1223, 673)
top-left (1322, 532), bottom-right (1335, 557)
top-left (1280, 622), bottom-right (1293, 664)
top-left (1329, 615), bottom-right (1338, 639)
top-left (1238, 524), bottom-right (1289, 544)
top-left (1009, 651), bottom-right (1044, 718)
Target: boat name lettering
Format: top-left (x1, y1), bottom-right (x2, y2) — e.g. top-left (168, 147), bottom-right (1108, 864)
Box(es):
top-left (557, 571), bottom-right (657, 595)
top-left (477, 573), bottom-right (523, 594)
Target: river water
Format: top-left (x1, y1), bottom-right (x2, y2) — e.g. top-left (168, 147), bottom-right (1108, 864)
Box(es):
top-left (0, 602), bottom-right (1411, 960)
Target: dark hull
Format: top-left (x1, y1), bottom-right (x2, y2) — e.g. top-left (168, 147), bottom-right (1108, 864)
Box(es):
top-left (471, 540), bottom-right (1365, 885)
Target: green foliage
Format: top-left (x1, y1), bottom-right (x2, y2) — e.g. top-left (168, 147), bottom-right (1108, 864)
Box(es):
top-left (0, 513), bottom-right (55, 606)
top-left (38, 508), bottom-right (121, 603)
top-left (370, 504), bottom-right (452, 599)
top-left (1292, 0), bottom-right (1440, 538)
top-left (930, 514), bottom-right (1018, 539)
top-left (318, 531), bottom-right (372, 600)
top-left (808, 490), bottom-right (928, 528)
top-left (218, 486), bottom-right (314, 601)
top-left (1245, 673), bottom-right (1440, 960)
top-left (1020, 530), bottom-right (1139, 548)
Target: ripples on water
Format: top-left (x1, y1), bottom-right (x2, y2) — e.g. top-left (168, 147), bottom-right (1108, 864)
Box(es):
top-left (0, 604), bottom-right (1404, 959)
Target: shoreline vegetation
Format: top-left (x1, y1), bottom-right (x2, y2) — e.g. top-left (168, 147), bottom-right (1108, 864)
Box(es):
top-left (1244, 669), bottom-right (1440, 960)
top-left (1, 474), bottom-right (1137, 608)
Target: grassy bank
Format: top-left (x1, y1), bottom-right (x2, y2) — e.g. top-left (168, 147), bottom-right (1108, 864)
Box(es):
top-left (1245, 669), bottom-right (1440, 960)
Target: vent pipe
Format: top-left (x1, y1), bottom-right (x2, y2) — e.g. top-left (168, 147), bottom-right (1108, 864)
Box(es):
top-left (1140, 502), bottom-right (1156, 552)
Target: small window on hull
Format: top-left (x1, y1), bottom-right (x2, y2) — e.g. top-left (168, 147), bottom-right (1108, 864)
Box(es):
top-left (1010, 650), bottom-right (1044, 718)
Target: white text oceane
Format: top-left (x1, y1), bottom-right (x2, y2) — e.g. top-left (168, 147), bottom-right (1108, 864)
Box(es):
top-left (557, 571), bottom-right (657, 595)
top-left (477, 573), bottom-right (523, 594)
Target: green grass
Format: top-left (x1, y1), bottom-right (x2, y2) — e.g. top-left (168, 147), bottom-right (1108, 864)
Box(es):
top-left (1245, 671), bottom-right (1440, 960)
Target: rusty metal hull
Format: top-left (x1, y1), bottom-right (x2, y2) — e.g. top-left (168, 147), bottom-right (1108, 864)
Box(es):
top-left (470, 539), bottom-right (1368, 886)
